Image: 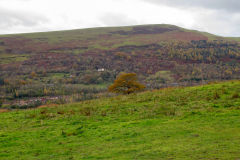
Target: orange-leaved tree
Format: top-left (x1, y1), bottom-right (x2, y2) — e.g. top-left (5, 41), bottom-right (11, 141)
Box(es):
top-left (108, 73), bottom-right (145, 94)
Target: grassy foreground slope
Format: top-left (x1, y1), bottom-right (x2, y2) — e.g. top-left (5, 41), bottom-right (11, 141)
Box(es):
top-left (0, 80), bottom-right (240, 159)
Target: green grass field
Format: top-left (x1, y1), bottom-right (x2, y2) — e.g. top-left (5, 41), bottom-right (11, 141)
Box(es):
top-left (0, 80), bottom-right (240, 159)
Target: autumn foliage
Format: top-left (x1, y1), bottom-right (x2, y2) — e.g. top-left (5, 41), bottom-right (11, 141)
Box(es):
top-left (108, 73), bottom-right (145, 94)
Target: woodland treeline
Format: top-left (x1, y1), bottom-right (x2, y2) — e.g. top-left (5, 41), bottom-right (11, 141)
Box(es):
top-left (0, 40), bottom-right (240, 108)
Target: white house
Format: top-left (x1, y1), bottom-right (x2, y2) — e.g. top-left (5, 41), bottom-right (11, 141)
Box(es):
top-left (97, 68), bottom-right (105, 72)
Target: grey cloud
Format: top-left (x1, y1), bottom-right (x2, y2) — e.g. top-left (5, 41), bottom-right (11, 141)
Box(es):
top-left (143, 0), bottom-right (240, 13)
top-left (0, 8), bottom-right (49, 33)
top-left (192, 12), bottom-right (240, 36)
top-left (99, 13), bottom-right (139, 26)
top-left (142, 0), bottom-right (240, 36)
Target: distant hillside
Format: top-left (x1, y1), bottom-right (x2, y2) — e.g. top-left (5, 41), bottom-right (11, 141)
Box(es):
top-left (0, 80), bottom-right (240, 159)
top-left (0, 24), bottom-right (240, 106)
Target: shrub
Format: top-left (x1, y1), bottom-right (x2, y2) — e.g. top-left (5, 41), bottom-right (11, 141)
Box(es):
top-left (108, 73), bottom-right (145, 94)
top-left (30, 71), bottom-right (37, 78)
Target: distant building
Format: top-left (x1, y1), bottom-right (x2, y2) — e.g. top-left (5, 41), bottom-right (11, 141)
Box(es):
top-left (97, 68), bottom-right (105, 72)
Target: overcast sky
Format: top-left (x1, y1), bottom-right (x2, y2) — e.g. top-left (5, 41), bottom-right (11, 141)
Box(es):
top-left (1, 0), bottom-right (240, 36)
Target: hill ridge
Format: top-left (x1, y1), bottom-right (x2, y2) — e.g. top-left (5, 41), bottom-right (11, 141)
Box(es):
top-left (0, 24), bottom-right (239, 108)
top-left (0, 24), bottom-right (239, 41)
